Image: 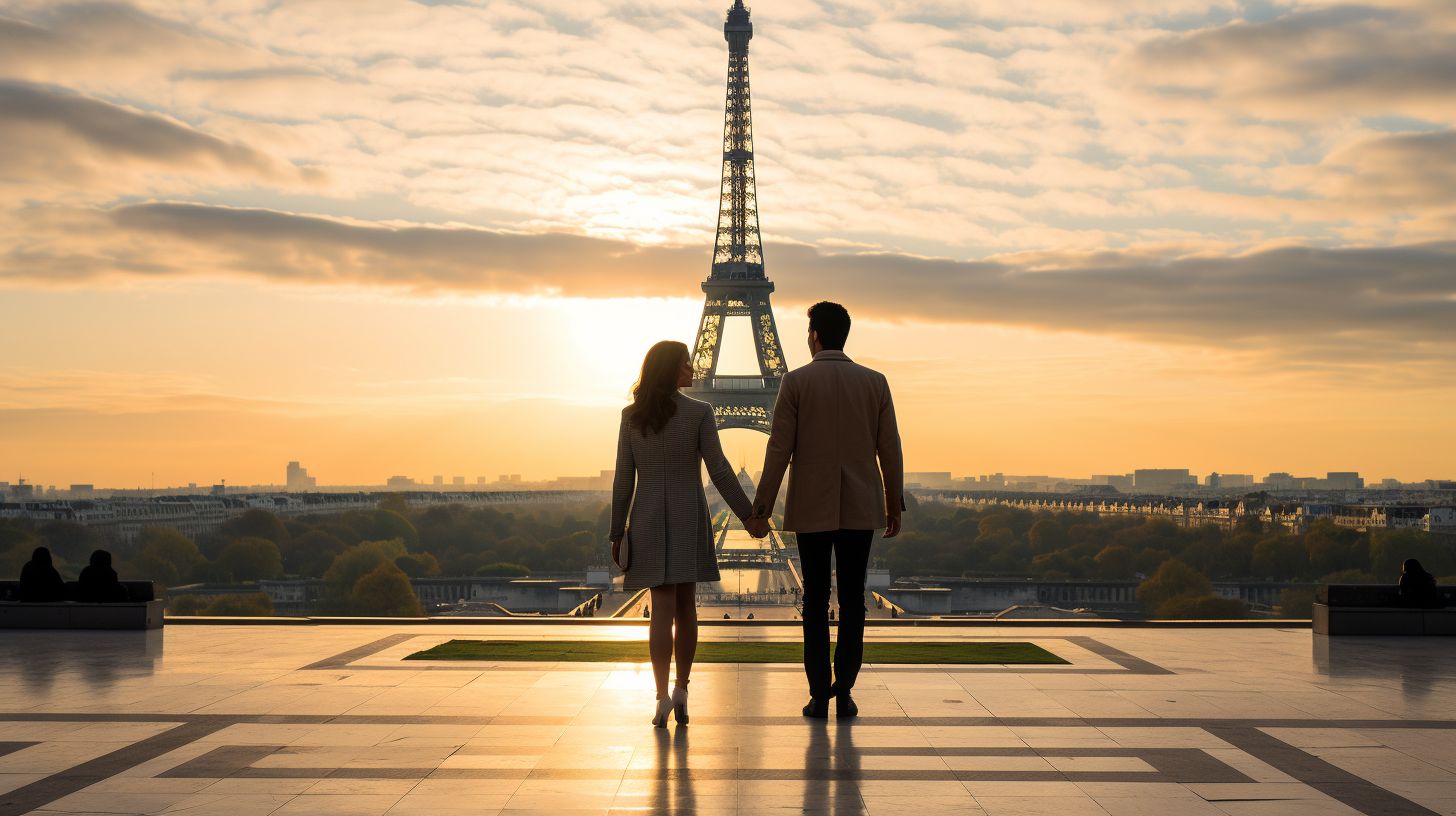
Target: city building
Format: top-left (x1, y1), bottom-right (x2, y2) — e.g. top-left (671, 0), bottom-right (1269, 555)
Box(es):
top-left (1264, 472), bottom-right (1296, 490)
top-left (1091, 474), bottom-right (1135, 491)
top-left (386, 475), bottom-right (416, 490)
top-left (1325, 471), bottom-right (1364, 490)
top-left (1133, 468), bottom-right (1196, 493)
top-left (905, 472), bottom-right (954, 488)
top-left (550, 470), bottom-right (614, 491)
top-left (285, 461), bottom-right (317, 491)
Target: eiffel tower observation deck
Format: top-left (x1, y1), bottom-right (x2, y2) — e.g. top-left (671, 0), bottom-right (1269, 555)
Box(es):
top-left (684, 0), bottom-right (788, 434)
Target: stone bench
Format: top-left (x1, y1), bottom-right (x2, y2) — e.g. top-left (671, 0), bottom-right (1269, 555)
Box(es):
top-left (1313, 584), bottom-right (1456, 636)
top-left (0, 581), bottom-right (164, 630)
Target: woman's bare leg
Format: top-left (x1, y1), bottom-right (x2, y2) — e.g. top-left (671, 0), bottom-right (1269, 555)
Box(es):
top-left (649, 586), bottom-right (675, 699)
top-left (673, 582), bottom-right (698, 688)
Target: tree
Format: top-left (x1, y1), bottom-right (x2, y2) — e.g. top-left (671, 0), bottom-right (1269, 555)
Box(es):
top-left (217, 537), bottom-right (283, 582)
top-left (167, 593), bottom-right (273, 616)
top-left (203, 593), bottom-right (274, 616)
top-left (1278, 588), bottom-right (1315, 618)
top-left (282, 529), bottom-right (347, 577)
top-left (218, 509), bottom-right (288, 545)
top-left (1304, 521), bottom-right (1363, 576)
top-left (1137, 559), bottom-right (1212, 615)
top-left (40, 520), bottom-right (102, 563)
top-left (1027, 518), bottom-right (1067, 554)
top-left (1093, 545), bottom-right (1136, 580)
top-left (167, 594), bottom-right (205, 615)
top-left (1369, 528), bottom-right (1452, 579)
top-left (364, 510), bottom-right (422, 547)
top-left (394, 552), bottom-right (441, 578)
top-left (133, 527), bottom-right (204, 586)
top-left (1251, 535), bottom-right (1307, 580)
top-left (377, 494), bottom-right (410, 516)
top-left (1319, 568), bottom-right (1376, 584)
top-left (1155, 593), bottom-right (1245, 619)
top-left (476, 562), bottom-right (531, 577)
top-left (325, 538), bottom-right (408, 587)
top-left (350, 562), bottom-right (423, 616)
top-left (191, 560), bottom-right (234, 584)
top-left (323, 539), bottom-right (409, 611)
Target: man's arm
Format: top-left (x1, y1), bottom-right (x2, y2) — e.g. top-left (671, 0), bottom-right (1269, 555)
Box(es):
top-left (753, 374), bottom-right (797, 518)
top-left (877, 375), bottom-right (904, 537)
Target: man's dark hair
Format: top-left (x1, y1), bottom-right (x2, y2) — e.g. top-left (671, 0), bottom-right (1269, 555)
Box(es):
top-left (807, 301), bottom-right (851, 350)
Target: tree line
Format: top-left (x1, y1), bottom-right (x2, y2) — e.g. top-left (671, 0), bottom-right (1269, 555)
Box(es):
top-left (876, 500), bottom-right (1453, 617)
top-left (4, 496), bottom-right (1447, 618)
top-left (0, 497), bottom-right (608, 616)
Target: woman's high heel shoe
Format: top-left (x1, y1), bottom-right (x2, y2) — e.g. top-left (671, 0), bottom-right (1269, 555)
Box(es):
top-left (670, 685), bottom-right (689, 725)
top-left (652, 696), bottom-right (673, 728)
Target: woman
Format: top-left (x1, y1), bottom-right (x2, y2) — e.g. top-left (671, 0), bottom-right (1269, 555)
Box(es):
top-left (1398, 558), bottom-right (1439, 608)
top-left (611, 340), bottom-right (756, 727)
top-left (19, 546), bottom-right (65, 602)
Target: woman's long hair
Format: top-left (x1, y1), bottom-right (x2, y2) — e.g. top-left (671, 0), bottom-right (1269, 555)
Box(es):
top-left (628, 340), bottom-right (689, 436)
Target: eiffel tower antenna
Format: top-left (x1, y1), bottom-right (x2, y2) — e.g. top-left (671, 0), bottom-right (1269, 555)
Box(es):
top-left (685, 0), bottom-right (788, 433)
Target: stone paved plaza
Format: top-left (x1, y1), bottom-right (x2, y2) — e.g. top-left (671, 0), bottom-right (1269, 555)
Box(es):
top-left (1, 623), bottom-right (1454, 815)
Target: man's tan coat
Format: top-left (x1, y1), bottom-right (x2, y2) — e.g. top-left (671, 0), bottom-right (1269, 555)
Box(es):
top-left (753, 350), bottom-right (904, 533)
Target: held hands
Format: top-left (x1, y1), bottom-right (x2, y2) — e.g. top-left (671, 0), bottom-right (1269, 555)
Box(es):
top-left (744, 514), bottom-right (771, 539)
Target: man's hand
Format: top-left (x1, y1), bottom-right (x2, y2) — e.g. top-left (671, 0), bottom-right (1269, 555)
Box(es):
top-left (883, 515), bottom-right (901, 539)
top-left (744, 516), bottom-right (770, 539)
top-left (610, 536), bottom-right (622, 565)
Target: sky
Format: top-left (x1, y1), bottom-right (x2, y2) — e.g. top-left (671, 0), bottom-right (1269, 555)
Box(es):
top-left (1, 0), bottom-right (1454, 488)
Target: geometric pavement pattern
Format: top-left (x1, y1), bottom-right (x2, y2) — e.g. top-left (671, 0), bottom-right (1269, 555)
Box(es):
top-left (1, 624), bottom-right (1454, 815)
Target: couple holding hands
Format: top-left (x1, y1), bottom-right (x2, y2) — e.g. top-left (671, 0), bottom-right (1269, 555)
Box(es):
top-left (609, 301), bottom-right (904, 727)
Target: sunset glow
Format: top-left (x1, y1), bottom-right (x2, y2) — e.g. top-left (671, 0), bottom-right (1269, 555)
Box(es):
top-left (2, 0), bottom-right (1454, 487)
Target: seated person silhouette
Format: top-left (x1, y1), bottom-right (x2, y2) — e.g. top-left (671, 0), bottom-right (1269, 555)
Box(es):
top-left (1398, 558), bottom-right (1440, 609)
top-left (19, 546), bottom-right (66, 602)
top-left (76, 549), bottom-right (128, 603)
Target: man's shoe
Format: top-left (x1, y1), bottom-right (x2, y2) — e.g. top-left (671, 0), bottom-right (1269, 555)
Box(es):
top-left (835, 692), bottom-right (858, 718)
top-left (802, 697), bottom-right (829, 718)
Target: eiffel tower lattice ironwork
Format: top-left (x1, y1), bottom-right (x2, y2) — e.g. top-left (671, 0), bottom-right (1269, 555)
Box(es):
top-left (684, 0), bottom-right (788, 434)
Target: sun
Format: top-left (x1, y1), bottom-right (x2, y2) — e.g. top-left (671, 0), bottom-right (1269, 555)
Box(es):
top-left (554, 297), bottom-right (703, 403)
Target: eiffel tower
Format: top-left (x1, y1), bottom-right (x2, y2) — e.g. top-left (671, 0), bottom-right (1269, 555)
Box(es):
top-left (684, 0), bottom-right (788, 434)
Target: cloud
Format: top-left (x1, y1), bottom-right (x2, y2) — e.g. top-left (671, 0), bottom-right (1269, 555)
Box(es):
top-left (3, 201), bottom-right (1452, 368)
top-left (4, 1), bottom-right (1455, 256)
top-left (0, 82), bottom-right (321, 192)
top-left (1126, 4), bottom-right (1456, 121)
top-left (1320, 130), bottom-right (1456, 209)
top-left (0, 2), bottom-right (267, 90)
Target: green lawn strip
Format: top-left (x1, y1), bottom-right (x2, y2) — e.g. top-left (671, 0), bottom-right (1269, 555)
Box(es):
top-left (405, 640), bottom-right (1067, 664)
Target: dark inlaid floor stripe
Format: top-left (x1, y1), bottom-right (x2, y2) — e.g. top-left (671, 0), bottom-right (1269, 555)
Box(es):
top-left (300, 632), bottom-right (417, 669)
top-left (158, 743), bottom-right (1248, 784)
top-left (0, 742), bottom-right (36, 758)
top-left (0, 713), bottom-right (1450, 816)
top-left (1207, 725), bottom-right (1440, 816)
top-left (0, 720), bottom-right (227, 816)
top-left (1062, 635), bottom-right (1175, 675)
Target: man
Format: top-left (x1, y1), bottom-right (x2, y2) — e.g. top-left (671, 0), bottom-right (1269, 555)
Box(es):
top-left (750, 301), bottom-right (904, 719)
